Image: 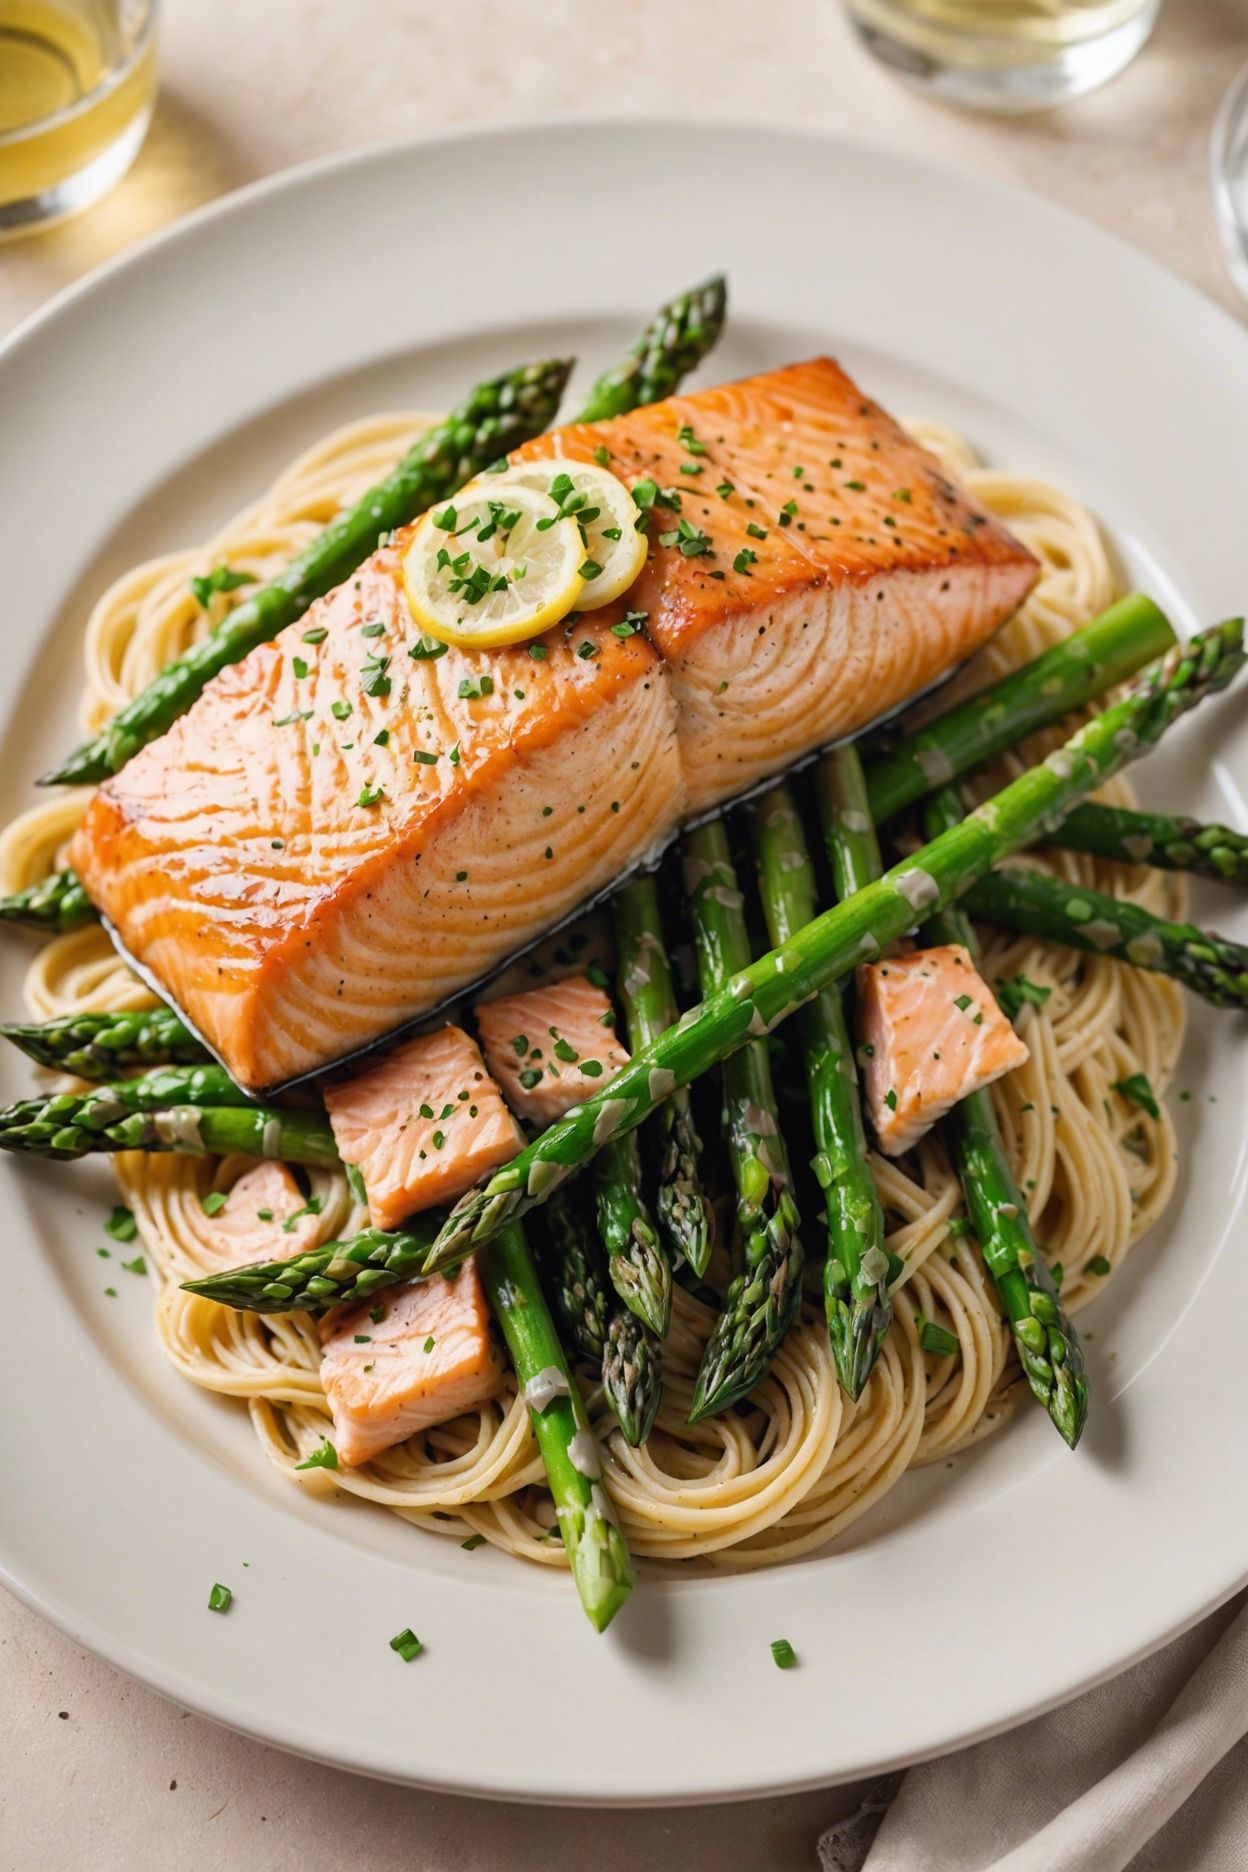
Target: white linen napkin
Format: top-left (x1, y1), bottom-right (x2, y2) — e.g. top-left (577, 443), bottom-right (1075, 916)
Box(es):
top-left (819, 1592), bottom-right (1248, 1872)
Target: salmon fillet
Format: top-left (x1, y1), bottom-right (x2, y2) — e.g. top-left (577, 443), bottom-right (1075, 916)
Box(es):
top-left (71, 359), bottom-right (1037, 1093)
top-left (476, 974), bottom-right (630, 1126)
top-left (195, 1161), bottom-right (323, 1269)
top-left (857, 943), bottom-right (1030, 1156)
top-left (323, 1025), bottom-right (522, 1230)
top-left (319, 1260), bottom-right (502, 1467)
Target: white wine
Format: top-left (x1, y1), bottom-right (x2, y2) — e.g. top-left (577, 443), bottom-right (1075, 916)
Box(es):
top-left (0, 0), bottom-right (157, 234)
top-left (844, 0), bottom-right (1161, 112)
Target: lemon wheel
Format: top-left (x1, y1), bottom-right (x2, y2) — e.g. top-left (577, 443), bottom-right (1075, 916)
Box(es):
top-left (487, 458), bottom-right (647, 609)
top-left (401, 483), bottom-right (585, 650)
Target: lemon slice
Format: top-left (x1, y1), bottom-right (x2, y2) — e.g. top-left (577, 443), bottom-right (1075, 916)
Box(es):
top-left (488, 457), bottom-right (647, 609)
top-left (402, 483), bottom-right (584, 649)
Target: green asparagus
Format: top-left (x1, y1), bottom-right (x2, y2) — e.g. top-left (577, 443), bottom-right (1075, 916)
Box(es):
top-left (541, 1186), bottom-right (610, 1361)
top-left (3, 1097), bottom-right (338, 1165)
top-left (573, 276), bottom-right (727, 423)
top-left (0, 1062), bottom-right (257, 1152)
top-left (963, 866), bottom-right (1248, 1008)
top-left (684, 820), bottom-right (804, 1422)
top-left (615, 877), bottom-right (712, 1276)
top-left (0, 1005), bottom-right (206, 1078)
top-left (478, 1222), bottom-right (634, 1631)
top-left (864, 594), bottom-right (1175, 824)
top-left (592, 1131), bottom-right (672, 1338)
top-left (415, 621), bottom-right (1243, 1280)
top-left (0, 868), bottom-right (96, 935)
top-left (43, 358), bottom-right (574, 786)
top-left (923, 784), bottom-right (1088, 1448)
top-left (1048, 802), bottom-right (1248, 886)
top-left (602, 1308), bottom-right (662, 1447)
top-left (751, 765), bottom-right (890, 1399)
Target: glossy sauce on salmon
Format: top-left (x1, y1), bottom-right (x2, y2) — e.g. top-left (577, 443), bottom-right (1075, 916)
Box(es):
top-left (71, 360), bottom-right (1038, 1092)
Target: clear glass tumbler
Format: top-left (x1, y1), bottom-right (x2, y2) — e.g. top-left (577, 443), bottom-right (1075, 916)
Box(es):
top-left (843, 0), bottom-right (1162, 114)
top-left (0, 0), bottom-right (158, 235)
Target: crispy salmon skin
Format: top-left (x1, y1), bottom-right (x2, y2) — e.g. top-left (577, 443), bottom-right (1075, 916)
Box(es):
top-left (71, 359), bottom-right (1037, 1092)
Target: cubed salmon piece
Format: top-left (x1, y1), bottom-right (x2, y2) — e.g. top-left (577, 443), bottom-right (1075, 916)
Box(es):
top-left (322, 1025), bottom-right (521, 1231)
top-left (476, 974), bottom-right (630, 1124)
top-left (320, 1261), bottom-right (502, 1467)
top-left (196, 1161), bottom-right (323, 1270)
top-left (858, 943), bottom-right (1029, 1156)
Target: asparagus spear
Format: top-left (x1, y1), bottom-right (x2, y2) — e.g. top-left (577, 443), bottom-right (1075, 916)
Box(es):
top-left (923, 785), bottom-right (1088, 1449)
top-left (615, 877), bottom-right (712, 1276)
top-left (602, 1309), bottom-right (662, 1447)
top-left (1047, 802), bottom-right (1248, 886)
top-left (864, 594), bottom-right (1174, 825)
top-left (416, 621), bottom-right (1243, 1277)
top-left (0, 1062), bottom-right (257, 1150)
top-left (0, 868), bottom-right (96, 935)
top-left (573, 276), bottom-right (727, 424)
top-left (1, 1005), bottom-right (206, 1078)
top-left (184, 622), bottom-right (1245, 1316)
top-left (593, 1133), bottom-right (672, 1338)
top-left (541, 1186), bottom-right (610, 1361)
top-left (480, 1222), bottom-right (633, 1631)
top-left (43, 359), bottom-right (574, 787)
top-left (683, 820), bottom-right (804, 1421)
top-left (963, 867), bottom-right (1248, 1008)
top-left (750, 769), bottom-right (889, 1399)
top-left (1, 1097), bottom-right (338, 1165)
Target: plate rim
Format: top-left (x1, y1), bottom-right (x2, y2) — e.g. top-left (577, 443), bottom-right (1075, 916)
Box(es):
top-left (2, 116), bottom-right (1248, 1805)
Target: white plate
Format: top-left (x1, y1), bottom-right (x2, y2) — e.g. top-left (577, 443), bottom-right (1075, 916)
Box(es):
top-left (1, 123), bottom-right (1246, 1805)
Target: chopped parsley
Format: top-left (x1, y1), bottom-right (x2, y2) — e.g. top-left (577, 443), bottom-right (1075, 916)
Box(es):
top-left (457, 673), bottom-right (494, 700)
top-left (360, 653), bottom-right (392, 697)
top-left (105, 1205), bottom-right (138, 1243)
top-left (1113, 1073), bottom-right (1160, 1120)
top-left (409, 633), bottom-right (448, 661)
top-left (301, 625), bottom-right (329, 644)
top-left (423, 1335), bottom-right (436, 1354)
top-left (1087, 1254), bottom-right (1112, 1276)
top-left (294, 1439), bottom-right (338, 1471)
top-left (357, 782), bottom-right (385, 808)
top-left (917, 1318), bottom-right (960, 1357)
top-left (733, 547), bottom-right (758, 575)
top-left (331, 699), bottom-right (353, 721)
top-left (120, 1255), bottom-right (147, 1276)
top-left (190, 565), bottom-right (256, 610)
top-left (996, 975), bottom-right (1052, 1022)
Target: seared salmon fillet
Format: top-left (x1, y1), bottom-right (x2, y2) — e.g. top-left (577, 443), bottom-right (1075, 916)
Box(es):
top-left (323, 1025), bottom-right (521, 1230)
top-left (857, 944), bottom-right (1030, 1156)
top-left (476, 974), bottom-right (630, 1126)
top-left (71, 359), bottom-right (1037, 1092)
top-left (319, 1261), bottom-right (502, 1467)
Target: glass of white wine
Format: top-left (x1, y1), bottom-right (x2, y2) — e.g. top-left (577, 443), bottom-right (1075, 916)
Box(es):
top-left (0, 0), bottom-right (158, 235)
top-left (843, 0), bottom-right (1161, 113)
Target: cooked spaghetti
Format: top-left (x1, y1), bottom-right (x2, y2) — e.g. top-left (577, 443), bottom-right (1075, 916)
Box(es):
top-left (0, 412), bottom-right (1186, 1570)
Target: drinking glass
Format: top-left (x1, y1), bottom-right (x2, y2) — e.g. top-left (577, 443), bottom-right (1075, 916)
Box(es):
top-left (1212, 59), bottom-right (1248, 305)
top-left (0, 0), bottom-right (158, 235)
top-left (843, 1), bottom-right (1162, 114)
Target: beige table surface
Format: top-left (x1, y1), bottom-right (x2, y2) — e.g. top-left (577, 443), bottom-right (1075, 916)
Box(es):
top-left (2, 3), bottom-right (1246, 1867)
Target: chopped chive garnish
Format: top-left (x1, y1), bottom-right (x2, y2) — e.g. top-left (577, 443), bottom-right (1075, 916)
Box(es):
top-left (1112, 1073), bottom-right (1160, 1119)
top-left (120, 1255), bottom-right (147, 1276)
top-left (301, 625), bottom-right (328, 644)
top-left (461, 1533), bottom-right (486, 1551)
top-left (357, 782), bottom-right (385, 808)
top-left (105, 1205), bottom-right (138, 1243)
top-left (201, 1190), bottom-right (228, 1216)
top-left (918, 1319), bottom-right (960, 1357)
top-left (190, 566), bottom-right (255, 610)
top-left (207, 1583), bottom-right (233, 1614)
top-left (389, 1628), bottom-right (424, 1662)
top-left (770, 1638), bottom-right (797, 1670)
top-left (294, 1439), bottom-right (338, 1471)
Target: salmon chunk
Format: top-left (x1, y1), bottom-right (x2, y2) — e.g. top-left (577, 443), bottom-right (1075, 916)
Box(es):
top-left (322, 1026), bottom-right (521, 1231)
top-left (857, 944), bottom-right (1030, 1156)
top-left (319, 1261), bottom-right (502, 1467)
top-left (71, 359), bottom-right (1036, 1092)
top-left (195, 1161), bottom-right (324, 1270)
top-left (476, 974), bottom-right (630, 1125)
